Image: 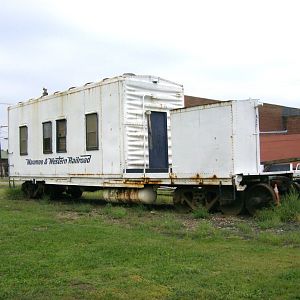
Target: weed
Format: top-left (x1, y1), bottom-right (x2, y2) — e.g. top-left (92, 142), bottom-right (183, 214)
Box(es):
top-left (103, 203), bottom-right (127, 219)
top-left (130, 203), bottom-right (148, 217)
top-left (277, 191), bottom-right (300, 222)
top-left (278, 268), bottom-right (300, 281)
top-left (39, 193), bottom-right (51, 205)
top-left (236, 222), bottom-right (254, 235)
top-left (2, 187), bottom-right (25, 200)
top-left (193, 220), bottom-right (220, 239)
top-left (255, 191), bottom-right (300, 228)
top-left (158, 215), bottom-right (183, 231)
top-left (257, 231), bottom-right (300, 247)
top-left (193, 205), bottom-right (209, 219)
top-left (146, 214), bottom-right (184, 234)
top-left (255, 209), bottom-right (282, 229)
top-left (72, 203), bottom-right (93, 214)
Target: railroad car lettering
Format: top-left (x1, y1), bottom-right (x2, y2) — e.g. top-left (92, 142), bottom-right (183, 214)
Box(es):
top-left (25, 155), bottom-right (92, 165)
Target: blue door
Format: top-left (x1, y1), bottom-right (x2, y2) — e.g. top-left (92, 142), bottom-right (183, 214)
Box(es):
top-left (148, 111), bottom-right (169, 172)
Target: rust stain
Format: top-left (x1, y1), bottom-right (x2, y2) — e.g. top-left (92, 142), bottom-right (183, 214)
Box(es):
top-left (190, 173), bottom-right (204, 185)
top-left (122, 179), bottom-right (162, 186)
top-left (169, 173), bottom-right (177, 185)
top-left (142, 178), bottom-right (162, 185)
top-left (70, 173), bottom-right (103, 176)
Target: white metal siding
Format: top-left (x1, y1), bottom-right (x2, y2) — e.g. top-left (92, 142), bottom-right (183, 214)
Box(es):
top-left (171, 100), bottom-right (261, 178)
top-left (233, 100), bottom-right (260, 174)
top-left (8, 82), bottom-right (122, 179)
top-left (101, 81), bottom-right (122, 174)
top-left (8, 75), bottom-right (184, 185)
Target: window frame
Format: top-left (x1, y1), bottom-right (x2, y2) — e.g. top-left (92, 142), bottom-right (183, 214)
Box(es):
top-left (56, 119), bottom-right (67, 153)
top-left (85, 113), bottom-right (99, 151)
top-left (43, 121), bottom-right (52, 154)
top-left (19, 125), bottom-right (28, 156)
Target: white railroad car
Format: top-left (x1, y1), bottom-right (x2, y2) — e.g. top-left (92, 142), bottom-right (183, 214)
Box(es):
top-left (8, 75), bottom-right (296, 215)
top-left (8, 74), bottom-right (183, 199)
top-left (170, 100), bottom-right (296, 214)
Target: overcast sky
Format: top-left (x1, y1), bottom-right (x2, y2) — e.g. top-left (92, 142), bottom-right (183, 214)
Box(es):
top-left (1, 0), bottom-right (300, 146)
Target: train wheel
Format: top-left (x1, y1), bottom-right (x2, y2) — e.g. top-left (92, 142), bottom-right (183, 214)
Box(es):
top-left (68, 186), bottom-right (83, 199)
top-left (173, 187), bottom-right (197, 210)
top-left (245, 183), bottom-right (277, 216)
top-left (173, 187), bottom-right (206, 210)
top-left (219, 189), bottom-right (244, 215)
top-left (204, 188), bottom-right (220, 212)
top-left (21, 182), bottom-right (33, 198)
top-left (173, 187), bottom-right (219, 212)
top-left (45, 185), bottom-right (65, 200)
top-left (21, 181), bottom-right (44, 199)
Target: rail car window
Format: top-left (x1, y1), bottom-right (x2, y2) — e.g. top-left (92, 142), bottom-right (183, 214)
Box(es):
top-left (43, 122), bottom-right (52, 154)
top-left (86, 113), bottom-right (98, 150)
top-left (19, 126), bottom-right (28, 155)
top-left (56, 119), bottom-right (67, 153)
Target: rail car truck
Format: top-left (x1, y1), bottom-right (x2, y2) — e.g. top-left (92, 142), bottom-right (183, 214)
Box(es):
top-left (8, 74), bottom-right (298, 215)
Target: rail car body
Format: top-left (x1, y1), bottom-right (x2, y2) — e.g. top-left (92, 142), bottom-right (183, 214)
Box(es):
top-left (8, 74), bottom-right (298, 214)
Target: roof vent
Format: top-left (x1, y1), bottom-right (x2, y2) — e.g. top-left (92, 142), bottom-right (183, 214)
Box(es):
top-left (84, 82), bottom-right (93, 86)
top-left (152, 77), bottom-right (159, 84)
top-left (123, 73), bottom-right (136, 77)
top-left (68, 86), bottom-right (76, 91)
top-left (42, 88), bottom-right (48, 96)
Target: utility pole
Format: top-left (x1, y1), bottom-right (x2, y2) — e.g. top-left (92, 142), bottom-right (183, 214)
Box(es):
top-left (0, 101), bottom-right (11, 177)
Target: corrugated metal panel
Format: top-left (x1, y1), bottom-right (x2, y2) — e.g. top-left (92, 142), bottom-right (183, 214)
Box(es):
top-left (123, 76), bottom-right (184, 171)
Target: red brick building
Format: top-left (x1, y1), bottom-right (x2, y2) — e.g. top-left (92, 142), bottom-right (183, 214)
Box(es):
top-left (184, 96), bottom-right (300, 166)
top-left (259, 104), bottom-right (300, 166)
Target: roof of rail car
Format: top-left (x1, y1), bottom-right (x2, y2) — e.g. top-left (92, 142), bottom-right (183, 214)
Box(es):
top-left (8, 74), bottom-right (183, 110)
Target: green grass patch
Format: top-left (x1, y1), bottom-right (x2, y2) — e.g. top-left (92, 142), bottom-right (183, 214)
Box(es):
top-left (255, 209), bottom-right (282, 229)
top-left (258, 231), bottom-right (300, 247)
top-left (193, 220), bottom-right (221, 240)
top-left (193, 205), bottom-right (209, 219)
top-left (1, 186), bottom-right (25, 200)
top-left (277, 191), bottom-right (300, 222)
top-left (255, 191), bottom-right (300, 228)
top-left (236, 222), bottom-right (254, 235)
top-left (148, 214), bottom-right (184, 232)
top-left (103, 203), bottom-right (128, 219)
top-left (0, 188), bottom-right (300, 299)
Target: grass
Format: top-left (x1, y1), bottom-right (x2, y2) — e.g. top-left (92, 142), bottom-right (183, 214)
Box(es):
top-left (0, 186), bottom-right (299, 299)
top-left (255, 191), bottom-right (300, 229)
top-left (193, 205), bottom-right (210, 219)
top-left (278, 191), bottom-right (300, 222)
top-left (236, 222), bottom-right (254, 235)
top-left (3, 185), bottom-right (26, 200)
top-left (255, 209), bottom-right (282, 229)
top-left (103, 203), bottom-right (128, 219)
top-left (193, 221), bottom-right (220, 239)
